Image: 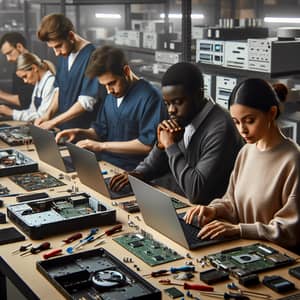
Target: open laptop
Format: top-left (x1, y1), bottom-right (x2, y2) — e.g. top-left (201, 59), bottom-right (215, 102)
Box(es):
top-left (66, 142), bottom-right (133, 199)
top-left (128, 175), bottom-right (237, 250)
top-left (29, 125), bottom-right (75, 173)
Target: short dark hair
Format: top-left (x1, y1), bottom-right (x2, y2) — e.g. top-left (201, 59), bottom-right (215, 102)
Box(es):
top-left (229, 78), bottom-right (288, 119)
top-left (86, 46), bottom-right (128, 78)
top-left (37, 13), bottom-right (75, 42)
top-left (161, 62), bottom-right (204, 97)
top-left (0, 32), bottom-right (27, 49)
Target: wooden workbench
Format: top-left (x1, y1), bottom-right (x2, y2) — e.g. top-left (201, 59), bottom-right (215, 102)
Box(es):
top-left (0, 121), bottom-right (299, 300)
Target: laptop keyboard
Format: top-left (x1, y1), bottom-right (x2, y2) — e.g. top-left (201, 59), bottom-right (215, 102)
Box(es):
top-left (178, 213), bottom-right (202, 244)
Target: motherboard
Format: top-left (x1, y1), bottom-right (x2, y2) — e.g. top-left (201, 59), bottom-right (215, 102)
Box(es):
top-left (10, 171), bottom-right (65, 191)
top-left (114, 230), bottom-right (183, 266)
top-left (0, 148), bottom-right (38, 176)
top-left (7, 193), bottom-right (116, 239)
top-left (0, 125), bottom-right (32, 146)
top-left (207, 243), bottom-right (295, 278)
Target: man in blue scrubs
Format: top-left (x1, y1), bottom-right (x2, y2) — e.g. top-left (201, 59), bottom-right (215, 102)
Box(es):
top-left (55, 46), bottom-right (166, 170)
top-left (34, 13), bottom-right (100, 130)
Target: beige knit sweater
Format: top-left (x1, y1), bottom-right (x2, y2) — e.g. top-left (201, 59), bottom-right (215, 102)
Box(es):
top-left (209, 138), bottom-right (300, 248)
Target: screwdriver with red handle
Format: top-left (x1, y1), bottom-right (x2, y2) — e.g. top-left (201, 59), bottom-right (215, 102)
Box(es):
top-left (61, 233), bottom-right (83, 245)
top-left (20, 242), bottom-right (51, 256)
top-left (43, 249), bottom-right (63, 259)
top-left (93, 224), bottom-right (123, 246)
top-left (158, 279), bottom-right (214, 291)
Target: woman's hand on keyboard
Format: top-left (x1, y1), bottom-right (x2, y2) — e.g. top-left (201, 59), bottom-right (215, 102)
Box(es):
top-left (198, 220), bottom-right (240, 239)
top-left (183, 205), bottom-right (216, 227)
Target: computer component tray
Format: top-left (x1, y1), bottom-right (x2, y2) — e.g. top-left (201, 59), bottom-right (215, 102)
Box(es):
top-left (7, 192), bottom-right (116, 239)
top-left (36, 247), bottom-right (161, 300)
top-left (0, 148), bottom-right (38, 176)
top-left (0, 125), bottom-right (31, 146)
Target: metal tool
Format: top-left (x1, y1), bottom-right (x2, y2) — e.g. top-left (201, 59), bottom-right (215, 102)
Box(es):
top-left (143, 265), bottom-right (195, 277)
top-left (94, 224), bottom-right (123, 246)
top-left (20, 242), bottom-right (51, 256)
top-left (43, 249), bottom-right (63, 259)
top-left (158, 279), bottom-right (214, 291)
top-left (200, 291), bottom-right (250, 300)
top-left (11, 243), bottom-right (32, 254)
top-left (66, 236), bottom-right (96, 253)
top-left (71, 228), bottom-right (98, 249)
top-left (143, 269), bottom-right (170, 277)
top-left (61, 232), bottom-right (83, 245)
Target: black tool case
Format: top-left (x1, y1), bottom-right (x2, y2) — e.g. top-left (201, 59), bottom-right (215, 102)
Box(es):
top-left (36, 247), bottom-right (161, 300)
top-left (0, 148), bottom-right (38, 176)
top-left (7, 193), bottom-right (116, 239)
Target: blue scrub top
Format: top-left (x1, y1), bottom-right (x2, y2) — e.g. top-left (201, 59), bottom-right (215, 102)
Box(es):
top-left (92, 79), bottom-right (167, 170)
top-left (55, 43), bottom-right (100, 129)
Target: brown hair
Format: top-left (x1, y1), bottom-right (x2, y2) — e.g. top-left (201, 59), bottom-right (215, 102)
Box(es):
top-left (37, 13), bottom-right (75, 42)
top-left (86, 46), bottom-right (128, 78)
top-left (16, 52), bottom-right (56, 75)
top-left (272, 83), bottom-right (288, 103)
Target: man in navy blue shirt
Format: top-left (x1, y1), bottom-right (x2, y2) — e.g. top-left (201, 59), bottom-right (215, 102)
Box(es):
top-left (34, 13), bottom-right (100, 130)
top-left (56, 46), bottom-right (167, 170)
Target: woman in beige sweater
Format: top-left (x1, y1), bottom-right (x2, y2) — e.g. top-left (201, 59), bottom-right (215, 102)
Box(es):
top-left (184, 78), bottom-right (300, 252)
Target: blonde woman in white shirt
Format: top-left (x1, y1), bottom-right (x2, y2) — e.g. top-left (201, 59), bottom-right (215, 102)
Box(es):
top-left (0, 52), bottom-right (55, 122)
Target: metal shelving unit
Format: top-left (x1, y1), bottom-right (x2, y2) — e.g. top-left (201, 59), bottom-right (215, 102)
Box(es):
top-left (29, 0), bottom-right (195, 84)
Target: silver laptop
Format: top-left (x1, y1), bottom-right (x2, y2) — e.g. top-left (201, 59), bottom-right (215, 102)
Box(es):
top-left (66, 142), bottom-right (133, 199)
top-left (128, 175), bottom-right (237, 250)
top-left (29, 125), bottom-right (75, 173)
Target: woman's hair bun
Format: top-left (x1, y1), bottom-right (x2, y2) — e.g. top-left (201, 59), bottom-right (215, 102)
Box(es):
top-left (273, 83), bottom-right (288, 103)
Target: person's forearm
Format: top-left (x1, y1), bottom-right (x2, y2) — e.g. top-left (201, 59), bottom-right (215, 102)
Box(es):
top-left (49, 101), bottom-right (85, 127)
top-left (45, 90), bottom-right (59, 119)
top-left (134, 144), bottom-right (169, 180)
top-left (0, 90), bottom-right (20, 106)
top-left (78, 128), bottom-right (99, 140)
top-left (101, 139), bottom-right (151, 155)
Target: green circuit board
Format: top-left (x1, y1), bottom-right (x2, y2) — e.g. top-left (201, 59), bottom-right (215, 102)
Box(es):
top-left (114, 231), bottom-right (183, 266)
top-left (207, 243), bottom-right (295, 278)
top-left (10, 171), bottom-right (65, 191)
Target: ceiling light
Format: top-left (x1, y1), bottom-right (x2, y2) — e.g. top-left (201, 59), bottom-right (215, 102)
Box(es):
top-left (95, 13), bottom-right (121, 19)
top-left (160, 13), bottom-right (204, 19)
top-left (264, 17), bottom-right (300, 23)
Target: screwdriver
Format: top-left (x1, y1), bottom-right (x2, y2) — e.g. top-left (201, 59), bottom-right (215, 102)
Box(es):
top-left (43, 249), bottom-right (63, 259)
top-left (11, 243), bottom-right (32, 254)
top-left (61, 232), bottom-right (83, 245)
top-left (20, 242), bottom-right (51, 256)
top-left (200, 291), bottom-right (250, 300)
top-left (66, 235), bottom-right (96, 253)
top-left (158, 279), bottom-right (214, 291)
top-left (143, 265), bottom-right (195, 277)
top-left (71, 228), bottom-right (98, 249)
top-left (143, 269), bottom-right (170, 277)
top-left (170, 265), bottom-right (195, 273)
top-left (93, 224), bottom-right (123, 246)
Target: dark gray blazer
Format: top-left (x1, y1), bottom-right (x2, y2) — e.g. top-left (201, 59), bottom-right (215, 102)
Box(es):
top-left (134, 100), bottom-right (244, 205)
